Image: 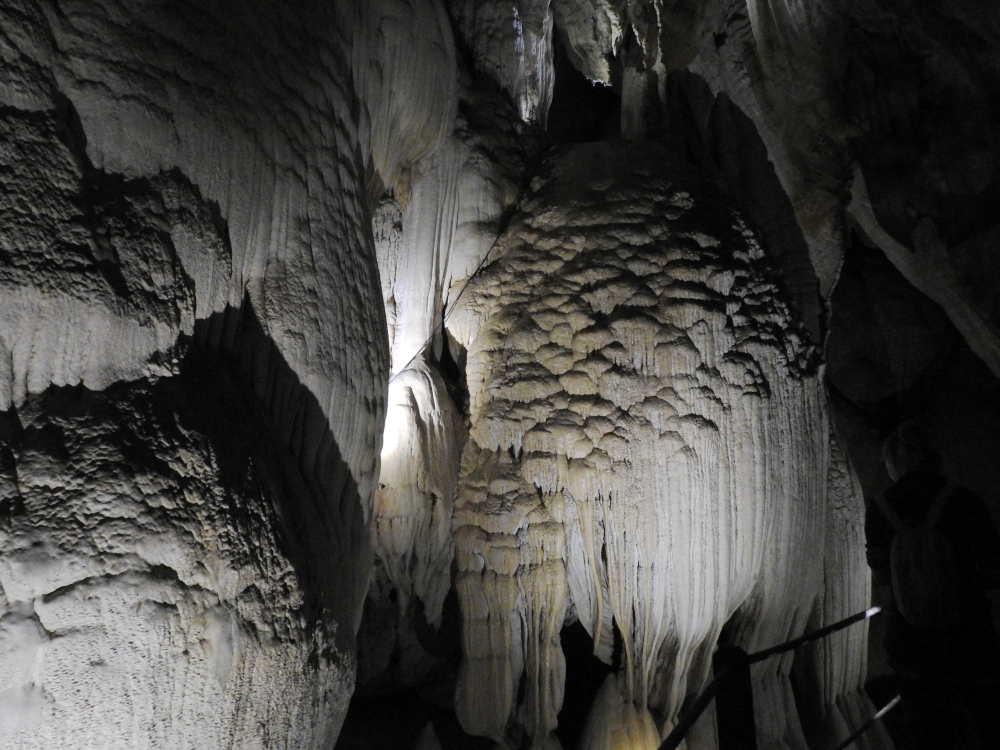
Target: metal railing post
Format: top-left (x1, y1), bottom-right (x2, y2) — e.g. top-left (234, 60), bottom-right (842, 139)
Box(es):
top-left (656, 607), bottom-right (882, 750)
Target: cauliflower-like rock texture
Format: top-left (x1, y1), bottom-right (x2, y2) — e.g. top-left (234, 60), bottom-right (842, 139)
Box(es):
top-left (450, 142), bottom-right (839, 749)
top-left (0, 352), bottom-right (359, 749)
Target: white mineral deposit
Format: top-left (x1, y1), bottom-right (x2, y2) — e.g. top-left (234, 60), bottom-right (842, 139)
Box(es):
top-left (3, 1), bottom-right (996, 749)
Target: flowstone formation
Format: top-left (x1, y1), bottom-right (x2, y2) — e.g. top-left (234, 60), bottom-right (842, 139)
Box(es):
top-left (447, 143), bottom-right (855, 749)
top-left (0, 359), bottom-right (352, 748)
top-left (370, 62), bottom-right (539, 634)
top-left (2, 0), bottom-right (997, 747)
top-left (792, 432), bottom-right (892, 750)
top-left (0, 0), bottom-right (458, 746)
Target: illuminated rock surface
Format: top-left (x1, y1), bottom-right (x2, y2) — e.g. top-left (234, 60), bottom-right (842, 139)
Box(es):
top-left (370, 67), bottom-right (536, 628)
top-left (448, 142), bottom-right (837, 748)
top-left (0, 363), bottom-right (353, 748)
top-left (0, 0), bottom-right (454, 746)
top-left (2, 0), bottom-right (999, 749)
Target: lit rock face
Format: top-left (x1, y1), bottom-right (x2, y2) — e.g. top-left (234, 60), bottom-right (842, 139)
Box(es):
top-left (512, 0), bottom-right (1000, 377)
top-left (375, 358), bottom-right (463, 626)
top-left (372, 71), bottom-right (535, 625)
top-left (448, 0), bottom-right (555, 126)
top-left (0, 0), bottom-right (459, 746)
top-left (448, 142), bottom-right (840, 748)
top-left (0, 0), bottom-right (458, 498)
top-left (0, 363), bottom-right (352, 748)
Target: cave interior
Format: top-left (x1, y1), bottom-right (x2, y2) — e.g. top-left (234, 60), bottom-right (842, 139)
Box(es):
top-left (1, 1), bottom-right (999, 749)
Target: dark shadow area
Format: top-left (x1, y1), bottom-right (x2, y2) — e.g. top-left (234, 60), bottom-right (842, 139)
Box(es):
top-left (665, 71), bottom-right (823, 343)
top-left (555, 621), bottom-right (614, 749)
top-left (411, 589), bottom-right (464, 663)
top-left (438, 326), bottom-right (470, 417)
top-left (826, 231), bottom-right (1000, 506)
top-left (338, 583), bottom-right (490, 750)
top-left (827, 234), bottom-right (1000, 750)
top-left (186, 298), bottom-right (371, 654)
top-left (335, 690), bottom-right (494, 750)
top-left (843, 20), bottom-right (1000, 249)
top-left (546, 31), bottom-right (621, 144)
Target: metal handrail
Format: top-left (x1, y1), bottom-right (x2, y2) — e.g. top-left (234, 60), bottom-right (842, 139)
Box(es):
top-left (748, 607), bottom-right (882, 665)
top-left (832, 694), bottom-right (901, 750)
top-left (657, 606), bottom-right (883, 750)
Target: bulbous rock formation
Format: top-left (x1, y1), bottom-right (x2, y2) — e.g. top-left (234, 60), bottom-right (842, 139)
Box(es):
top-left (2, 0), bottom-right (997, 748)
top-left (448, 142), bottom-right (847, 749)
top-left (0, 0), bottom-right (458, 746)
top-left (0, 361), bottom-right (352, 747)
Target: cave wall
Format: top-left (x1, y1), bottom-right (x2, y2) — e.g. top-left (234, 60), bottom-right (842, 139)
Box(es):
top-left (0, 356), bottom-right (354, 746)
top-left (0, 0), bottom-right (456, 745)
top-left (2, 0), bottom-right (998, 749)
top-left (361, 2), bottom-right (1000, 748)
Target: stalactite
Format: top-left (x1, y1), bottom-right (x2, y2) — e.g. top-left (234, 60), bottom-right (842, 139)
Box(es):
top-left (447, 0), bottom-right (556, 126)
top-left (449, 142), bottom-right (831, 748)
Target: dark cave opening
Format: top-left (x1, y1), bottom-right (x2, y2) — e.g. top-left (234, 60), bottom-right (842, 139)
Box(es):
top-left (545, 31), bottom-right (621, 144)
top-left (555, 621), bottom-right (615, 749)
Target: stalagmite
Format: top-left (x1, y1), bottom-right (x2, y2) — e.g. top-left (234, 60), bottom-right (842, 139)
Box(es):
top-left (372, 141), bottom-right (468, 623)
top-left (376, 358), bottom-right (463, 624)
top-left (372, 71), bottom-right (535, 621)
top-left (577, 675), bottom-right (661, 750)
top-left (449, 142), bottom-right (830, 748)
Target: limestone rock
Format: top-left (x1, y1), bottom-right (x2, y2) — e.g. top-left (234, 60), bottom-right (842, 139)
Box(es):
top-left (3, 0), bottom-right (996, 748)
top-left (551, 0), bottom-right (625, 85)
top-left (0, 0), bottom-right (454, 745)
top-left (448, 0), bottom-right (555, 126)
top-left (376, 357), bottom-right (463, 625)
top-left (451, 142), bottom-right (832, 748)
top-left (0, 361), bottom-right (354, 748)
top-left (372, 67), bottom-right (538, 624)
top-left (792, 430), bottom-right (892, 750)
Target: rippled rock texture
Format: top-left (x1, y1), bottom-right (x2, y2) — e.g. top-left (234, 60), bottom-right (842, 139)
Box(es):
top-left (446, 143), bottom-right (867, 749)
top-left (0, 360), bottom-right (354, 747)
top-left (0, 0), bottom-right (459, 746)
top-left (3, 0), bottom-right (997, 748)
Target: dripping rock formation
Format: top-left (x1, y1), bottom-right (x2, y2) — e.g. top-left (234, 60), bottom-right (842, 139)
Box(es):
top-left (2, 0), bottom-right (999, 749)
top-left (448, 142), bottom-right (829, 749)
